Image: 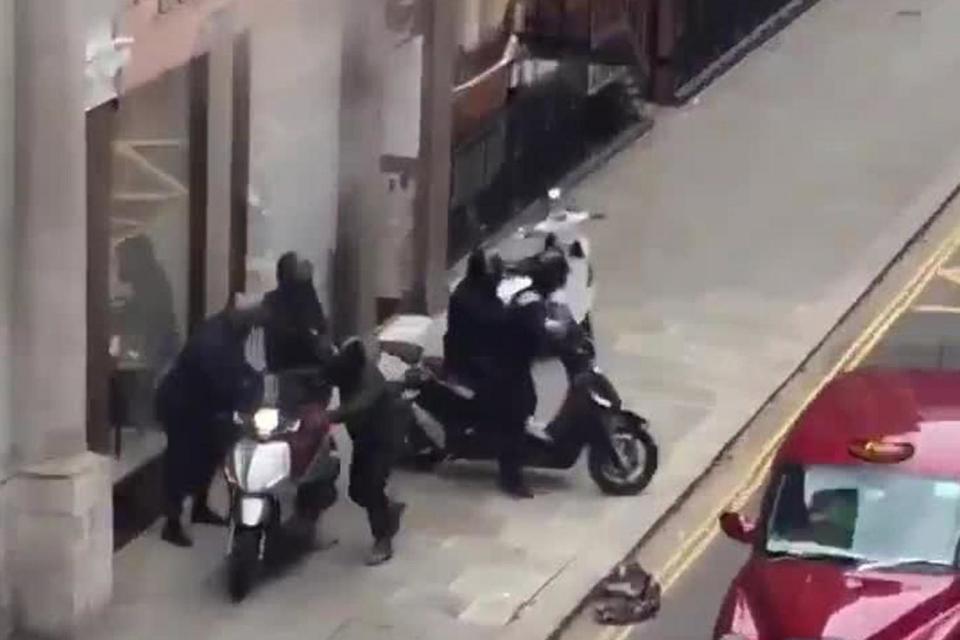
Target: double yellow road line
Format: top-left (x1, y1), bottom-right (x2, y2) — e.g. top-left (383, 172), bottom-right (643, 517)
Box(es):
top-left (597, 220), bottom-right (960, 640)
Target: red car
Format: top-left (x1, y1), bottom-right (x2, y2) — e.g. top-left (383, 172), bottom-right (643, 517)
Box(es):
top-left (715, 369), bottom-right (960, 640)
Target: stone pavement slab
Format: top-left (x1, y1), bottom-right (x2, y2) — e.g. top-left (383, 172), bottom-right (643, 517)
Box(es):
top-left (83, 0), bottom-right (960, 638)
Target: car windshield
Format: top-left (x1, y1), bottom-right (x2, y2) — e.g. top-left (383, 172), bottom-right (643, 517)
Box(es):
top-left (765, 464), bottom-right (960, 571)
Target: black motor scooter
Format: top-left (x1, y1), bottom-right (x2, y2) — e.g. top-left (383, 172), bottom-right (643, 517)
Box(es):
top-left (380, 316), bottom-right (657, 496)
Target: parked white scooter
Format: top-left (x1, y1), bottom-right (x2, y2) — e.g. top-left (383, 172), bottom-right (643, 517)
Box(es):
top-left (491, 187), bottom-right (604, 335)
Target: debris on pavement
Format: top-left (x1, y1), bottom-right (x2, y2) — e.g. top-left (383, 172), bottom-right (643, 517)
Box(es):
top-left (592, 561), bottom-right (662, 626)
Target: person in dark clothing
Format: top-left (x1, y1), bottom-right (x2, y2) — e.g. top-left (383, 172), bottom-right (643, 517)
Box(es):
top-left (445, 249), bottom-right (541, 497)
top-left (326, 337), bottom-right (408, 565)
top-left (114, 234), bottom-right (181, 370)
top-left (262, 252), bottom-right (334, 376)
top-left (261, 252), bottom-right (338, 548)
top-left (498, 247), bottom-right (571, 498)
top-left (112, 235), bottom-right (182, 427)
top-left (155, 303), bottom-right (266, 548)
top-left (444, 249), bottom-right (506, 382)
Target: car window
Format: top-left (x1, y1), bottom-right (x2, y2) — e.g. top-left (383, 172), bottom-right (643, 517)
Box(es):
top-left (766, 465), bottom-right (960, 569)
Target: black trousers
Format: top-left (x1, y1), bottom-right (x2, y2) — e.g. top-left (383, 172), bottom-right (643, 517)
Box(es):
top-left (162, 415), bottom-right (236, 520)
top-left (472, 368), bottom-right (533, 487)
top-left (348, 439), bottom-right (396, 541)
top-left (494, 413), bottom-right (528, 486)
top-left (294, 479), bottom-right (338, 522)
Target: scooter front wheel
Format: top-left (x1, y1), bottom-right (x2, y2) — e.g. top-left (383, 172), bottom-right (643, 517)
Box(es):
top-left (588, 413), bottom-right (658, 496)
top-left (228, 528), bottom-right (262, 602)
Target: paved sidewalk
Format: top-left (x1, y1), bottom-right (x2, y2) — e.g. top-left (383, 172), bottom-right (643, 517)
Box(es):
top-left (86, 0), bottom-right (960, 638)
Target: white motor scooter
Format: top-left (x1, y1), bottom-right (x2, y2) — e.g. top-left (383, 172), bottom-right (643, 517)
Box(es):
top-left (223, 373), bottom-right (340, 602)
top-left (494, 187), bottom-right (605, 334)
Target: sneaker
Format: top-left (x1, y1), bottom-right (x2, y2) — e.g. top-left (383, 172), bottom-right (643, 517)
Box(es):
top-left (366, 537), bottom-right (394, 566)
top-left (161, 520), bottom-right (193, 548)
top-left (191, 504), bottom-right (228, 527)
top-left (525, 419), bottom-right (553, 442)
top-left (499, 477), bottom-right (534, 499)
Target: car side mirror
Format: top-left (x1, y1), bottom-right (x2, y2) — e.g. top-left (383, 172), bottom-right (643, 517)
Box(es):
top-left (719, 512), bottom-right (757, 545)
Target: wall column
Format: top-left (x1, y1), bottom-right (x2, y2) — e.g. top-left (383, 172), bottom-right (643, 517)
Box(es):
top-left (335, 0), bottom-right (388, 336)
top-left (9, 0), bottom-right (112, 635)
top-left (0, 0), bottom-right (16, 635)
top-left (412, 0), bottom-right (456, 313)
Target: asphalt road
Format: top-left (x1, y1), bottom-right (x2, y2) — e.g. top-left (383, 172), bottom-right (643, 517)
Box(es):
top-left (629, 498), bottom-right (758, 640)
top-left (632, 538), bottom-right (748, 639)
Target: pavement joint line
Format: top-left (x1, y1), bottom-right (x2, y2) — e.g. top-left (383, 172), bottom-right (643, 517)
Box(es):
top-left (597, 213), bottom-right (960, 640)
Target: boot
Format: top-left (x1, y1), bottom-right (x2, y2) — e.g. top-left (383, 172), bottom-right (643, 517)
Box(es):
top-left (498, 466), bottom-right (534, 499)
top-left (366, 537), bottom-right (394, 566)
top-left (161, 518), bottom-right (193, 548)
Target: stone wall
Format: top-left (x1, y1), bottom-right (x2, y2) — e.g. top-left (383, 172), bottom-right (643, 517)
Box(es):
top-left (0, 0), bottom-right (14, 630)
top-left (0, 481), bottom-right (11, 638)
top-left (241, 0), bottom-right (344, 306)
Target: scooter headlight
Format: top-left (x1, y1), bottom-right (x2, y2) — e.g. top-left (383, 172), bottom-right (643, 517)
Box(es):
top-left (253, 408), bottom-right (280, 438)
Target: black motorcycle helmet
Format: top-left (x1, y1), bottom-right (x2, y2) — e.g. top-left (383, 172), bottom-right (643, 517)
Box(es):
top-left (530, 247), bottom-right (570, 294)
top-left (464, 248), bottom-right (504, 292)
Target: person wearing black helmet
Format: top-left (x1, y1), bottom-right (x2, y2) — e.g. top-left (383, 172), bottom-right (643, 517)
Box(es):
top-left (498, 247), bottom-right (571, 498)
top-left (444, 249), bottom-right (507, 385)
top-left (262, 251), bottom-right (333, 377)
top-left (327, 337), bottom-right (408, 565)
top-left (156, 300), bottom-right (266, 547)
top-left (261, 252), bottom-right (339, 548)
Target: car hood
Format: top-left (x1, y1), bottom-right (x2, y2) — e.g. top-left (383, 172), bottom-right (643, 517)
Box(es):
top-left (730, 558), bottom-right (960, 639)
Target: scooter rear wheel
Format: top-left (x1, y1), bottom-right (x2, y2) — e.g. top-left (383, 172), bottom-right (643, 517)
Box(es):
top-left (228, 528), bottom-right (262, 602)
top-left (588, 413), bottom-right (657, 496)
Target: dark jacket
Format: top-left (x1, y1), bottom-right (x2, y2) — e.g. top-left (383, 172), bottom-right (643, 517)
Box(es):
top-left (327, 340), bottom-right (407, 451)
top-left (263, 279), bottom-right (333, 374)
top-left (444, 271), bottom-right (508, 382)
top-left (115, 265), bottom-right (181, 370)
top-left (500, 288), bottom-right (554, 419)
top-left (155, 311), bottom-right (262, 428)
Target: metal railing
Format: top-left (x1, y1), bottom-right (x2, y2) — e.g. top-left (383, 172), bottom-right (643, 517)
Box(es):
top-left (448, 58), bottom-right (639, 263)
top-left (653, 0), bottom-right (817, 102)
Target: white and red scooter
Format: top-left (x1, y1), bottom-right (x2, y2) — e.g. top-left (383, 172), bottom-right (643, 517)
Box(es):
top-left (223, 372), bottom-right (340, 602)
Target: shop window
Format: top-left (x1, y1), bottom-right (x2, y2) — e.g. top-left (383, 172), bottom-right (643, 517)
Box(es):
top-left (91, 65), bottom-right (198, 479)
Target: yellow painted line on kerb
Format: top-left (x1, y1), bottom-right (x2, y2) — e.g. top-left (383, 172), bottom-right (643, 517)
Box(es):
top-left (596, 223), bottom-right (960, 640)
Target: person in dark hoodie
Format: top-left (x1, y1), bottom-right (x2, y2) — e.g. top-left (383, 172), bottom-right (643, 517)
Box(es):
top-left (498, 247), bottom-right (571, 498)
top-left (261, 252), bottom-right (339, 548)
top-left (262, 251), bottom-right (333, 376)
top-left (155, 301), bottom-right (265, 548)
top-left (326, 337), bottom-right (408, 565)
top-left (445, 249), bottom-right (539, 498)
top-left (444, 249), bottom-right (507, 382)
top-left (114, 234), bottom-right (181, 371)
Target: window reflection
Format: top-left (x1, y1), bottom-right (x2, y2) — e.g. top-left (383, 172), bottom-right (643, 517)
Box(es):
top-left (107, 67), bottom-right (191, 462)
